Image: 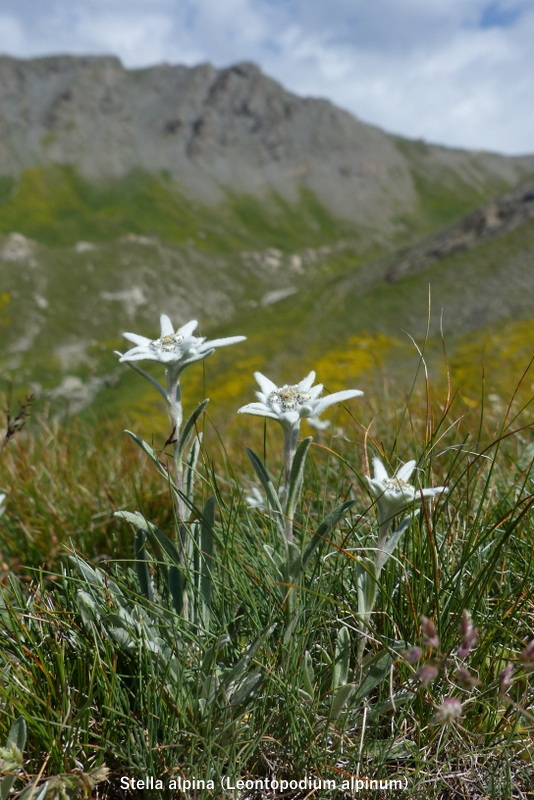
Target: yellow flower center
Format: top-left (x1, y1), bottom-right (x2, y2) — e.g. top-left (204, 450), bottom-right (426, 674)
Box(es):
top-left (151, 333), bottom-right (184, 352)
top-left (268, 385), bottom-right (311, 410)
top-left (383, 477), bottom-right (414, 495)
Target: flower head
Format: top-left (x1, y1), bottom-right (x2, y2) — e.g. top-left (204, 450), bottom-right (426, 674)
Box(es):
top-left (499, 664), bottom-right (514, 694)
top-left (420, 615), bottom-right (440, 649)
top-left (245, 486), bottom-right (266, 511)
top-left (366, 457), bottom-right (448, 523)
top-left (415, 663), bottom-right (439, 686)
top-left (432, 697), bottom-right (463, 725)
top-left (237, 371), bottom-right (362, 430)
top-left (457, 609), bottom-right (478, 658)
top-left (403, 645), bottom-right (422, 665)
top-left (117, 315), bottom-right (245, 372)
top-left (455, 667), bottom-right (479, 689)
top-left (519, 640), bottom-right (534, 673)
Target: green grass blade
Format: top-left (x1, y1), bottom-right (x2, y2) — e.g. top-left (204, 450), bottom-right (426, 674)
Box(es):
top-left (302, 499), bottom-right (355, 570)
top-left (134, 529), bottom-right (153, 602)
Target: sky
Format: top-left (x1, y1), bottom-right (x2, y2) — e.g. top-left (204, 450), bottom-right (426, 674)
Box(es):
top-left (1, 0), bottom-right (533, 155)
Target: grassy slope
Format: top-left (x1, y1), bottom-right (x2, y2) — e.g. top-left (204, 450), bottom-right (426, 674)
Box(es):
top-left (0, 166), bottom-right (358, 250)
top-left (199, 222), bottom-right (534, 425)
top-left (1, 369), bottom-right (532, 799)
top-left (0, 162), bottom-right (533, 427)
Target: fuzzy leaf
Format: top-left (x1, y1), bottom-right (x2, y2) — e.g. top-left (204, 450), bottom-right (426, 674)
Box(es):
top-left (329, 683), bottom-right (355, 723)
top-left (227, 670), bottom-right (264, 707)
top-left (76, 590), bottom-right (100, 626)
top-left (245, 448), bottom-right (284, 521)
top-left (70, 556), bottom-right (105, 589)
top-left (184, 433), bottom-right (202, 506)
top-left (200, 495), bottom-right (216, 622)
top-left (126, 517), bottom-right (186, 608)
top-left (6, 716), bottom-right (26, 755)
top-left (1, 773), bottom-right (16, 800)
top-left (263, 545), bottom-right (285, 588)
top-left (333, 625), bottom-right (351, 690)
top-left (70, 556), bottom-right (124, 607)
top-left (263, 544), bottom-right (285, 572)
top-left (168, 565), bottom-right (184, 616)
top-left (200, 673), bottom-right (219, 708)
top-left (356, 555), bottom-right (378, 620)
top-left (221, 623), bottom-right (276, 693)
top-left (17, 784), bottom-right (48, 800)
top-left (302, 651), bottom-right (315, 697)
top-left (176, 399), bottom-right (209, 462)
top-left (352, 650), bottom-right (393, 704)
top-left (367, 691), bottom-right (412, 720)
top-left (285, 436), bottom-right (312, 522)
top-left (384, 514), bottom-right (416, 556)
top-left (146, 523), bottom-right (183, 569)
top-left (0, 718), bottom-right (26, 800)
top-left (285, 541), bottom-right (302, 581)
top-left (123, 431), bottom-right (174, 484)
top-left (201, 634), bottom-right (231, 675)
top-left (106, 616), bottom-right (134, 649)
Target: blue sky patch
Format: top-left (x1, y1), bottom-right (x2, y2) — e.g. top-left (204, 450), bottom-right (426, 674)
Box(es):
top-left (480, 2), bottom-right (522, 28)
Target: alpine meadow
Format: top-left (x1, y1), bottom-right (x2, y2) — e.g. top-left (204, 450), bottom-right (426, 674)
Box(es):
top-left (0, 56), bottom-right (532, 800)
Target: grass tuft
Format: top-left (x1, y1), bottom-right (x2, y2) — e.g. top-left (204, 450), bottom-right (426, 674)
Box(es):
top-left (1, 356), bottom-right (532, 799)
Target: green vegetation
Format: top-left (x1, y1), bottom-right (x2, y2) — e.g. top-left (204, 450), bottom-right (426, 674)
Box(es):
top-left (1, 345), bottom-right (532, 798)
top-left (0, 167), bottom-right (357, 252)
top-left (1, 160), bottom-right (533, 422)
top-left (409, 168), bottom-right (501, 229)
top-left (392, 139), bottom-right (511, 233)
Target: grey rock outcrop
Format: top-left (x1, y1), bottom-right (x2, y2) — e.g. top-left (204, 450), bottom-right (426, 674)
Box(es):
top-left (1, 55), bottom-right (533, 227)
top-left (386, 179), bottom-right (534, 282)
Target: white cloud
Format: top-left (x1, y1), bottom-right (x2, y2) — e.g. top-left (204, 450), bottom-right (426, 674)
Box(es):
top-left (253, 1), bottom-right (534, 154)
top-left (0, 0), bottom-right (533, 154)
top-left (0, 14), bottom-right (31, 52)
top-left (74, 11), bottom-right (177, 64)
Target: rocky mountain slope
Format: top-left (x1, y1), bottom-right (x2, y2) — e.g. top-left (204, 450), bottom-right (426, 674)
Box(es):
top-left (1, 55), bottom-right (533, 417)
top-left (385, 178), bottom-right (534, 283)
top-left (1, 54), bottom-right (533, 230)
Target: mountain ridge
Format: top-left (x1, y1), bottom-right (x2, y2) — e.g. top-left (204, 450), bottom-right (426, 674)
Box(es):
top-left (1, 54), bottom-right (533, 229)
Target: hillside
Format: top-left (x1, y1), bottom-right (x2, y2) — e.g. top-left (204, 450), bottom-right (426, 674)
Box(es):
top-left (1, 55), bottom-right (534, 228)
top-left (0, 55), bottom-right (533, 419)
top-left (232, 178), bottom-right (534, 406)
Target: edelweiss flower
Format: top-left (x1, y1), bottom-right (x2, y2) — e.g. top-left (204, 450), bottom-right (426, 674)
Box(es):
top-left (237, 371), bottom-right (363, 429)
top-left (245, 486), bottom-right (266, 510)
top-left (118, 315), bottom-right (245, 371)
top-left (366, 457), bottom-right (448, 522)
